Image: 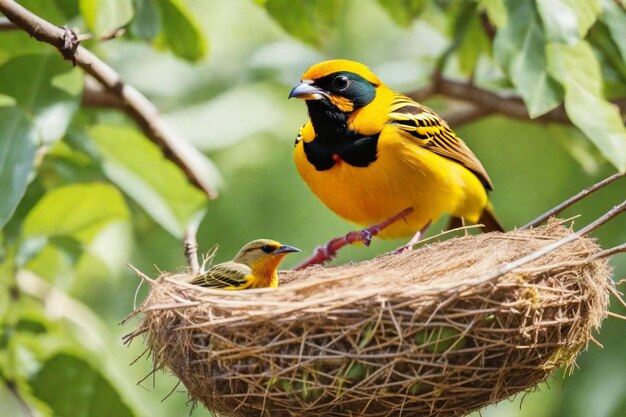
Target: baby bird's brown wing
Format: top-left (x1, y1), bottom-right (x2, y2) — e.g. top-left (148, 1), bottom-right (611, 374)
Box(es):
top-left (188, 261), bottom-right (254, 290)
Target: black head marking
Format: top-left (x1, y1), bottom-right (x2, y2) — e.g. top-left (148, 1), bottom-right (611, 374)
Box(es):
top-left (313, 71), bottom-right (377, 110)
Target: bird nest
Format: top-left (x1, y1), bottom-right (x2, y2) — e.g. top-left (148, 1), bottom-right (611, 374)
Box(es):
top-left (125, 221), bottom-right (614, 417)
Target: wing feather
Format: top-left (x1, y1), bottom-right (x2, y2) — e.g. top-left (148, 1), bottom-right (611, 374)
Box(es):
top-left (388, 94), bottom-right (493, 190)
top-left (188, 262), bottom-right (254, 290)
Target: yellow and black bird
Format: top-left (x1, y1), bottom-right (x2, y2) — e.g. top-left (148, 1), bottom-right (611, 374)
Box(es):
top-left (188, 239), bottom-right (300, 290)
top-left (289, 59), bottom-right (503, 242)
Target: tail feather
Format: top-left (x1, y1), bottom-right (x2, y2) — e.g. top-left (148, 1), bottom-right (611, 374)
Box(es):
top-left (448, 206), bottom-right (504, 233)
top-left (478, 205), bottom-right (504, 232)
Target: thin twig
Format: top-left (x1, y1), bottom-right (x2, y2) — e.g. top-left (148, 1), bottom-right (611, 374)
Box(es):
top-left (184, 225), bottom-right (200, 274)
top-left (608, 311), bottom-right (626, 321)
top-left (522, 172), bottom-right (626, 229)
top-left (589, 242), bottom-right (626, 261)
top-left (0, 0), bottom-right (217, 199)
top-left (403, 224), bottom-right (484, 248)
top-left (77, 27), bottom-right (126, 42)
top-left (474, 200), bottom-right (626, 283)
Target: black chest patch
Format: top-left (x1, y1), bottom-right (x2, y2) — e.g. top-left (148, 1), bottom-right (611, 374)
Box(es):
top-left (303, 100), bottom-right (379, 171)
top-left (303, 132), bottom-right (379, 171)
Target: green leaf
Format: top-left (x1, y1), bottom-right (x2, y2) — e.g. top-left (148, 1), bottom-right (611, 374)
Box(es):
top-left (156, 0), bottom-right (208, 62)
top-left (536, 0), bottom-right (601, 43)
top-left (479, 0), bottom-right (507, 28)
top-left (74, 125), bottom-right (207, 237)
top-left (129, 0), bottom-right (161, 40)
top-left (262, 0), bottom-right (344, 47)
top-left (13, 0), bottom-right (69, 22)
top-left (51, 0), bottom-right (81, 19)
top-left (22, 183), bottom-right (129, 243)
top-left (0, 54), bottom-right (83, 145)
top-left (600, 0), bottom-right (626, 63)
top-left (30, 353), bottom-right (138, 417)
top-left (494, 1), bottom-right (563, 117)
top-left (588, 22), bottom-right (626, 91)
top-left (454, 5), bottom-right (490, 75)
top-left (79, 0), bottom-right (134, 37)
top-left (0, 107), bottom-right (38, 229)
top-left (376, 0), bottom-right (427, 27)
top-left (547, 41), bottom-right (626, 171)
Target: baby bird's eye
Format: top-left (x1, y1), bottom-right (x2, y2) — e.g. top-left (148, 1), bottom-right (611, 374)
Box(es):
top-left (261, 245), bottom-right (274, 253)
top-left (332, 75), bottom-right (349, 92)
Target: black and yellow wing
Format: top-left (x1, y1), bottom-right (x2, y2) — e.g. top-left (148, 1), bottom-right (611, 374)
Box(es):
top-left (387, 94), bottom-right (493, 191)
top-left (188, 261), bottom-right (254, 290)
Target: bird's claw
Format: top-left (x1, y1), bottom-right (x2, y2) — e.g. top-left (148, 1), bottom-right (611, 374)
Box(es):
top-left (358, 229), bottom-right (374, 246)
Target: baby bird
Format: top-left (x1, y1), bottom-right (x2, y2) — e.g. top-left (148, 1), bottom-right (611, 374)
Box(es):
top-left (188, 239), bottom-right (300, 290)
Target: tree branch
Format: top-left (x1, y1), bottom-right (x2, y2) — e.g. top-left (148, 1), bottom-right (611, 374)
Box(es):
top-left (0, 16), bottom-right (16, 30)
top-left (522, 171), bottom-right (626, 230)
top-left (82, 77), bottom-right (125, 108)
top-left (184, 224), bottom-right (200, 274)
top-left (407, 75), bottom-right (626, 125)
top-left (0, 0), bottom-right (217, 199)
top-left (474, 199), bottom-right (626, 284)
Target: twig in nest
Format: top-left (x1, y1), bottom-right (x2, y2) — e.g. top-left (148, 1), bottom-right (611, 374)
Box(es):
top-left (474, 200), bottom-right (626, 284)
top-left (522, 171), bottom-right (625, 229)
top-left (590, 242), bottom-right (626, 260)
top-left (404, 223), bottom-right (484, 248)
top-left (293, 207), bottom-right (414, 270)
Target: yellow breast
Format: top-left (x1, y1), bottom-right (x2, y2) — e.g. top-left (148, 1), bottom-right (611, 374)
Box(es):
top-left (293, 125), bottom-right (488, 239)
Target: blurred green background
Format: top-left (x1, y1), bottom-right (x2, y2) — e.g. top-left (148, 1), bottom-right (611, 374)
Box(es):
top-left (1, 0), bottom-right (625, 416)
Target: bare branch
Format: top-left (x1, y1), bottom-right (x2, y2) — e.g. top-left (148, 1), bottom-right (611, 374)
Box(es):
top-left (590, 242), bottom-right (626, 260)
top-left (0, 0), bottom-right (217, 199)
top-left (82, 77), bottom-right (124, 108)
top-left (0, 16), bottom-right (15, 31)
top-left (184, 225), bottom-right (200, 274)
top-left (474, 200), bottom-right (626, 284)
top-left (522, 171), bottom-right (626, 229)
top-left (407, 75), bottom-right (626, 125)
top-left (440, 101), bottom-right (494, 126)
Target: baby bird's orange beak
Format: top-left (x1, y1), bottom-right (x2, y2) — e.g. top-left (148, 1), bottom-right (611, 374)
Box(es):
top-left (272, 245), bottom-right (301, 255)
top-left (288, 81), bottom-right (324, 100)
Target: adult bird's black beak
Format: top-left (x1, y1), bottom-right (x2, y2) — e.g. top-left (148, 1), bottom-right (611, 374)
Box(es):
top-left (288, 81), bottom-right (324, 100)
top-left (273, 245), bottom-right (301, 254)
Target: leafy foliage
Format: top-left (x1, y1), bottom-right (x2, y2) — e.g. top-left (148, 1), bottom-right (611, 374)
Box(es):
top-left (0, 107), bottom-right (38, 229)
top-left (80, 0), bottom-right (134, 37)
top-left (0, 54), bottom-right (83, 144)
top-left (0, 1), bottom-right (624, 417)
top-left (260, 0), bottom-right (344, 47)
top-left (30, 353), bottom-right (137, 417)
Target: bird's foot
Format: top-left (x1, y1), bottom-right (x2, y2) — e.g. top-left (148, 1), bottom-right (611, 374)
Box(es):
top-left (293, 207), bottom-right (414, 270)
top-left (393, 220), bottom-right (432, 254)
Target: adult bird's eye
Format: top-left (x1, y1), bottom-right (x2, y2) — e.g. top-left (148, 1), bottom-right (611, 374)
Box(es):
top-left (261, 245), bottom-right (273, 253)
top-left (332, 75), bottom-right (349, 91)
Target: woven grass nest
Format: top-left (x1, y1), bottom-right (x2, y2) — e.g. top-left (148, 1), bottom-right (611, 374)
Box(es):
top-left (126, 221), bottom-right (614, 417)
